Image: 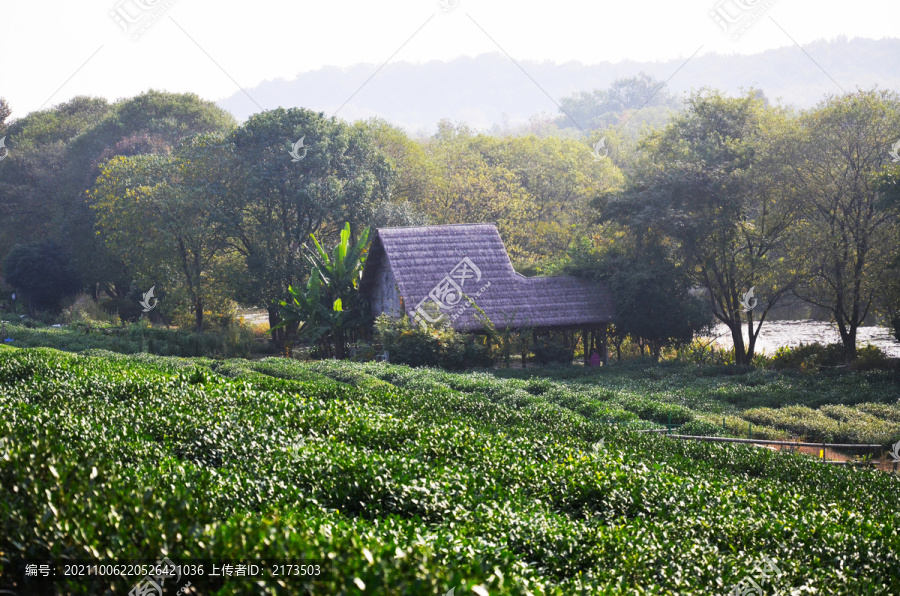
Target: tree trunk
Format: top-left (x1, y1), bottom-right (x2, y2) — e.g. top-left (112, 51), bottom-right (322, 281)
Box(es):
top-left (846, 325), bottom-right (857, 362)
top-left (334, 327), bottom-right (346, 359)
top-left (730, 322), bottom-right (748, 365)
top-left (744, 313), bottom-right (757, 363)
top-left (835, 312), bottom-right (858, 362)
top-left (194, 296), bottom-right (204, 332)
top-left (269, 306), bottom-right (286, 352)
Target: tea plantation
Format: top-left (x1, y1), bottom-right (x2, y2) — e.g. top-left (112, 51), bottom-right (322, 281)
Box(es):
top-left (2, 345), bottom-right (900, 594)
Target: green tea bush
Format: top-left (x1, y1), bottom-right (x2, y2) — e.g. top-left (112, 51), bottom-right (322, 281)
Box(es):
top-left (855, 402), bottom-right (900, 423)
top-left (735, 404), bottom-right (900, 444)
top-left (679, 419), bottom-right (723, 437)
top-left (0, 321), bottom-right (258, 358)
top-left (3, 347), bottom-right (900, 594)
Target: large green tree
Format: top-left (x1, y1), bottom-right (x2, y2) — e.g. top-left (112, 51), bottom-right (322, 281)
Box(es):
top-left (604, 90), bottom-right (803, 364)
top-left (0, 96), bottom-right (113, 281)
top-left (874, 165), bottom-right (900, 341)
top-left (227, 108), bottom-right (393, 349)
top-left (64, 91), bottom-right (236, 298)
top-left (419, 122), bottom-right (623, 267)
top-left (88, 134), bottom-right (237, 331)
top-left (418, 121), bottom-right (529, 237)
top-left (788, 89), bottom-right (900, 359)
top-left (475, 133), bottom-right (623, 264)
top-left (0, 92), bottom-right (234, 312)
top-left (568, 235), bottom-right (712, 361)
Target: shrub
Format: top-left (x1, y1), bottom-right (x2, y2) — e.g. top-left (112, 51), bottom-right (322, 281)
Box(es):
top-left (2, 240), bottom-right (82, 311)
top-left (772, 342), bottom-right (886, 371)
top-left (532, 336), bottom-right (573, 365)
top-left (850, 344), bottom-right (892, 371)
top-left (751, 352), bottom-right (771, 369)
top-left (771, 343), bottom-right (826, 370)
top-left (675, 337), bottom-right (736, 365)
top-left (374, 314), bottom-right (492, 370)
top-left (349, 341), bottom-right (378, 362)
top-left (62, 293), bottom-right (119, 326)
top-left (19, 317), bottom-right (45, 329)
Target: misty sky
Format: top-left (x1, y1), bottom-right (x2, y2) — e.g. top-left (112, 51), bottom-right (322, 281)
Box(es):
top-left (2, 0), bottom-right (898, 119)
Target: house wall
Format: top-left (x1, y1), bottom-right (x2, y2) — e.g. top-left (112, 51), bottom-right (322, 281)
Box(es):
top-left (371, 261), bottom-right (402, 317)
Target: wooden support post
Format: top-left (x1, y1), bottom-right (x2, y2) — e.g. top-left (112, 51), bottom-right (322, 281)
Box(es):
top-left (600, 325), bottom-right (609, 364)
top-left (583, 327), bottom-right (590, 365)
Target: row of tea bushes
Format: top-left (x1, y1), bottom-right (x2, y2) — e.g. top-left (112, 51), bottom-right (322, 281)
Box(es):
top-left (1, 346), bottom-right (900, 594)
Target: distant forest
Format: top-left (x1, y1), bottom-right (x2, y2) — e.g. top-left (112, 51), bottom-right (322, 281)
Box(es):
top-left (218, 37), bottom-right (900, 132)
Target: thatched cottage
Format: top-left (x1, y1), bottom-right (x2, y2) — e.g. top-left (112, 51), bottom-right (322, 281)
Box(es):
top-left (359, 223), bottom-right (613, 363)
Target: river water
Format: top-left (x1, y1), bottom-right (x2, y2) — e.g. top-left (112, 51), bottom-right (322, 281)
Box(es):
top-left (711, 320), bottom-right (900, 357)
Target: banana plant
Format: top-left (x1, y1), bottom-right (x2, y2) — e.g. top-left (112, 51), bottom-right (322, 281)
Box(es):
top-left (272, 223), bottom-right (370, 358)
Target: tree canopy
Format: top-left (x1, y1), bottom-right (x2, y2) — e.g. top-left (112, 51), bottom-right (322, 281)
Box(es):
top-left (5, 85), bottom-right (900, 363)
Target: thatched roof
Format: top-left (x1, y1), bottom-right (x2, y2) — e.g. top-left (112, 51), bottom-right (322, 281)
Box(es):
top-left (360, 223), bottom-right (613, 332)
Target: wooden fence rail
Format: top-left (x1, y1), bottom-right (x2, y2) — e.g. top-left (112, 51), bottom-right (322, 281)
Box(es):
top-left (663, 434), bottom-right (882, 450)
